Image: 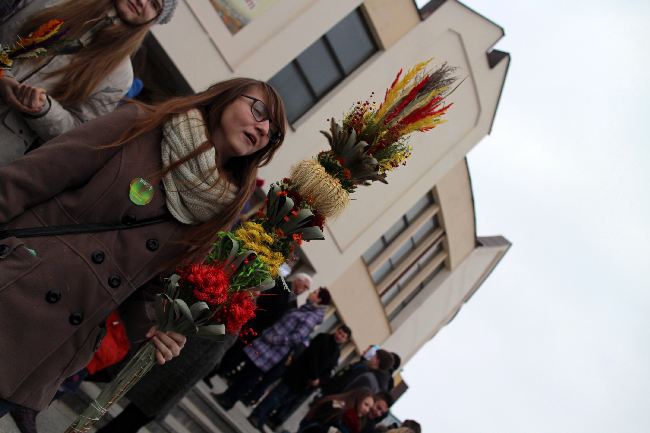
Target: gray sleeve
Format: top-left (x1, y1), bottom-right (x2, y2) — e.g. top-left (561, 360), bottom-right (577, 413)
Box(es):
top-left (23, 58), bottom-right (133, 141)
top-left (343, 372), bottom-right (380, 393)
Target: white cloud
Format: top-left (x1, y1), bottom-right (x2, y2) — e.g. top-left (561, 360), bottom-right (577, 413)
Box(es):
top-left (394, 1), bottom-right (650, 432)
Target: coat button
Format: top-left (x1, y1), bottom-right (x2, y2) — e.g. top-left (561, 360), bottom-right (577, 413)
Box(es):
top-left (0, 244), bottom-right (9, 256)
top-left (108, 275), bottom-right (121, 288)
top-left (45, 290), bottom-right (61, 304)
top-left (69, 313), bottom-right (84, 326)
top-left (146, 239), bottom-right (159, 251)
top-left (91, 251), bottom-right (105, 264)
top-left (122, 214), bottom-right (137, 225)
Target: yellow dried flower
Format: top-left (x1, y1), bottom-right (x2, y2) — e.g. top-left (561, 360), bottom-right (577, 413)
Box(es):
top-left (235, 222), bottom-right (285, 277)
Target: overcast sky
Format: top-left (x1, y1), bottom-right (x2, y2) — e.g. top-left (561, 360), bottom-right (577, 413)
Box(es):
top-left (394, 1), bottom-right (650, 432)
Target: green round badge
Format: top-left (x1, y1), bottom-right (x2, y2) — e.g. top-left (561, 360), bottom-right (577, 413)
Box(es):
top-left (129, 177), bottom-right (154, 206)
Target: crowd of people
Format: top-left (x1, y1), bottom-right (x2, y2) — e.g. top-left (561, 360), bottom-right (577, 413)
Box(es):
top-left (0, 1), bottom-right (421, 433)
top-left (202, 275), bottom-right (419, 433)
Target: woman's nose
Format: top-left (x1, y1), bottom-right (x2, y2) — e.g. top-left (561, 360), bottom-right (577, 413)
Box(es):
top-left (255, 121), bottom-right (270, 138)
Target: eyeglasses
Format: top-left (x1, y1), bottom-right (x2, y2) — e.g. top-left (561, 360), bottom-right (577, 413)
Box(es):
top-left (241, 95), bottom-right (282, 144)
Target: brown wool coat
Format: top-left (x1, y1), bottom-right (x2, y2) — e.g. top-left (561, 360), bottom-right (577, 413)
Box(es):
top-left (0, 105), bottom-right (218, 410)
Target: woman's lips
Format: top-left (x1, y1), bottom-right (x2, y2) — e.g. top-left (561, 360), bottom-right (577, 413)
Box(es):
top-left (244, 132), bottom-right (256, 146)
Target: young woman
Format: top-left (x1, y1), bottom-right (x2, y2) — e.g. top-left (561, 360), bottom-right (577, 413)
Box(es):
top-left (0, 77), bottom-right (286, 415)
top-left (0, 0), bottom-right (177, 165)
top-left (299, 388), bottom-right (375, 433)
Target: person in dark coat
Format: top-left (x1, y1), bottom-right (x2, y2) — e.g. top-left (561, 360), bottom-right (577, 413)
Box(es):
top-left (205, 272), bottom-right (312, 382)
top-left (343, 367), bottom-right (392, 394)
top-left (322, 349), bottom-right (395, 396)
top-left (213, 288), bottom-right (331, 410)
top-left (246, 325), bottom-right (352, 429)
top-left (385, 352), bottom-right (401, 391)
top-left (94, 333), bottom-right (238, 433)
top-left (0, 77), bottom-right (287, 416)
top-left (236, 274), bottom-right (316, 406)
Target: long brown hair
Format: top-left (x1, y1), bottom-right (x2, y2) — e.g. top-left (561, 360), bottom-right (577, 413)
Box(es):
top-left (304, 387), bottom-right (374, 426)
top-left (19, 0), bottom-right (150, 106)
top-left (114, 77), bottom-right (287, 258)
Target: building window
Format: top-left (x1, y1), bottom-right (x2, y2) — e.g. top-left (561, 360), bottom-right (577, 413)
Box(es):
top-left (269, 8), bottom-right (378, 123)
top-left (326, 11), bottom-right (377, 74)
top-left (388, 259), bottom-right (445, 321)
top-left (363, 192), bottom-right (438, 285)
top-left (381, 240), bottom-right (444, 307)
top-left (361, 190), bottom-right (448, 321)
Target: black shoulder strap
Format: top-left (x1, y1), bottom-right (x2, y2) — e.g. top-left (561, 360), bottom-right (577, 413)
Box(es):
top-left (0, 215), bottom-right (171, 239)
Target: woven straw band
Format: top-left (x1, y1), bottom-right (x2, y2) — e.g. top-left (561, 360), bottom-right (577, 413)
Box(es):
top-left (290, 159), bottom-right (350, 219)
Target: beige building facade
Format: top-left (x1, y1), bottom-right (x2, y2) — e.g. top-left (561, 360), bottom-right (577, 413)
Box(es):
top-left (152, 0), bottom-right (510, 366)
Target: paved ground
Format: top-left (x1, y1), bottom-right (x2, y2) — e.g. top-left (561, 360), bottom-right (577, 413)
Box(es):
top-left (0, 377), bottom-right (252, 433)
top-left (0, 383), bottom-right (150, 433)
top-left (0, 376), bottom-right (307, 433)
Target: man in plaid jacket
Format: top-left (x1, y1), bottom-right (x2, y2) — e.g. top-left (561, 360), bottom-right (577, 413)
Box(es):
top-left (214, 287), bottom-right (332, 410)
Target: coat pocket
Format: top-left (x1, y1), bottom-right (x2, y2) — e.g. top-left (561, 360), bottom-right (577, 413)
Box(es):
top-left (0, 236), bottom-right (42, 293)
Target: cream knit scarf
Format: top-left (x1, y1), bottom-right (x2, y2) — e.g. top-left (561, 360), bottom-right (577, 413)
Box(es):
top-left (161, 109), bottom-right (237, 225)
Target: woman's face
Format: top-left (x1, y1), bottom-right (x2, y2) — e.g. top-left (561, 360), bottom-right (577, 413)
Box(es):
top-left (212, 86), bottom-right (275, 163)
top-left (115, 0), bottom-right (161, 25)
top-left (358, 396), bottom-right (374, 418)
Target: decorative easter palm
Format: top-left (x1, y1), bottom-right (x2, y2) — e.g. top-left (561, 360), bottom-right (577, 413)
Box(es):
top-left (65, 246), bottom-right (262, 433)
top-left (66, 59), bottom-right (458, 432)
top-left (0, 20), bottom-right (65, 77)
top-left (1, 15), bottom-right (123, 78)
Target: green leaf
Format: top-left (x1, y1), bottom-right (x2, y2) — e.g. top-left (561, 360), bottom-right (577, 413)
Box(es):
top-left (299, 226), bottom-right (325, 241)
top-left (266, 184), bottom-right (294, 226)
top-left (195, 324), bottom-right (226, 340)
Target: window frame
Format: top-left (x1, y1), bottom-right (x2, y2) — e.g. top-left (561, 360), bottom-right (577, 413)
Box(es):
top-left (269, 7), bottom-right (378, 124)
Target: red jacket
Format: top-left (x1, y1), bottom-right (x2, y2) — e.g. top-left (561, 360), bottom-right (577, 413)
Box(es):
top-left (86, 311), bottom-right (130, 375)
